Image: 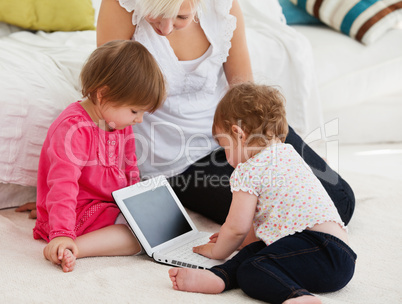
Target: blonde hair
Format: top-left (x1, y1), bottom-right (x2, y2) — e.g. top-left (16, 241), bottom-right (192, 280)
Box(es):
top-left (135, 0), bottom-right (202, 19)
top-left (213, 83), bottom-right (289, 146)
top-left (80, 40), bottom-right (165, 113)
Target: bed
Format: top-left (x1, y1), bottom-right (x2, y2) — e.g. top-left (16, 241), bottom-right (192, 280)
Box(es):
top-left (1, 0), bottom-right (401, 303)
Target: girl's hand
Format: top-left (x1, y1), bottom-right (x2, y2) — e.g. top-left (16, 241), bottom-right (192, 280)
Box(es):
top-left (208, 232), bottom-right (219, 243)
top-left (43, 237), bottom-right (78, 265)
top-left (193, 243), bottom-right (216, 259)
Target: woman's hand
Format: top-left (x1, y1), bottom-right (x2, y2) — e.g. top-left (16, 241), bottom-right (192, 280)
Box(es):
top-left (15, 202), bottom-right (37, 219)
top-left (43, 237), bottom-right (78, 265)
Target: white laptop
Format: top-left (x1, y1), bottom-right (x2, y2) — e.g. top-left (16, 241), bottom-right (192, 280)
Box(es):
top-left (112, 175), bottom-right (227, 269)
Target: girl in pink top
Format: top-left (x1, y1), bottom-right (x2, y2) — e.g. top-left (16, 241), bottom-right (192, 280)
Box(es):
top-left (169, 83), bottom-right (356, 304)
top-left (34, 40), bottom-right (165, 272)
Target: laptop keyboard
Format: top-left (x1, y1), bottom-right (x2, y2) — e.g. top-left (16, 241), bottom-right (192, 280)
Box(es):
top-left (166, 236), bottom-right (215, 269)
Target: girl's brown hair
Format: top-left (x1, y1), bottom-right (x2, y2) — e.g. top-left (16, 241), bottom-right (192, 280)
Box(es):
top-left (80, 40), bottom-right (165, 112)
top-left (213, 83), bottom-right (289, 146)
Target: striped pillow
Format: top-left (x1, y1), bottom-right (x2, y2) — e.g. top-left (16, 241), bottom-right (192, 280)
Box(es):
top-left (290, 0), bottom-right (402, 44)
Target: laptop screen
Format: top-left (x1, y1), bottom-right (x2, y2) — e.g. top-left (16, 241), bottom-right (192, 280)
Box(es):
top-left (122, 185), bottom-right (193, 247)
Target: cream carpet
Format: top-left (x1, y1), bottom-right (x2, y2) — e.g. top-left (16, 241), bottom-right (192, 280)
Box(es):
top-left (0, 171), bottom-right (401, 304)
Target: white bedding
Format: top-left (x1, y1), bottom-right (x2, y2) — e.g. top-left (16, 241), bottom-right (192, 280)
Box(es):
top-left (0, 29), bottom-right (97, 187)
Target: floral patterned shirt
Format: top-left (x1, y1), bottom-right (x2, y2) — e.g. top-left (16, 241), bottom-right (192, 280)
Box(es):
top-left (230, 143), bottom-right (345, 246)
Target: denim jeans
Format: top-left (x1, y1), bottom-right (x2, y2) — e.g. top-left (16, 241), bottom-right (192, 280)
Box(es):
top-left (209, 231), bottom-right (357, 304)
top-left (169, 126), bottom-right (355, 225)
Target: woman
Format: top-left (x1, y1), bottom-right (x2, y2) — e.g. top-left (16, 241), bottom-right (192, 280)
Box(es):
top-left (18, 0), bottom-right (355, 228)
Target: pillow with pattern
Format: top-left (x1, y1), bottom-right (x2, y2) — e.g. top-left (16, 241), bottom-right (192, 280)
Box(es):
top-left (290, 0), bottom-right (402, 44)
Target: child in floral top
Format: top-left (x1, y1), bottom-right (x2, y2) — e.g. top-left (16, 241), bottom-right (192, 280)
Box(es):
top-left (169, 83), bottom-right (356, 304)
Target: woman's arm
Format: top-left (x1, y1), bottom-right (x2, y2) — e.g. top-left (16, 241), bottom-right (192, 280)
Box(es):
top-left (223, 0), bottom-right (253, 85)
top-left (97, 0), bottom-right (136, 46)
top-left (193, 190), bottom-right (257, 259)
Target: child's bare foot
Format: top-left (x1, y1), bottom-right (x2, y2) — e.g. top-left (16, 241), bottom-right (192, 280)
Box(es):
top-left (61, 249), bottom-right (76, 272)
top-left (283, 295), bottom-right (322, 304)
top-left (168, 268), bottom-right (225, 294)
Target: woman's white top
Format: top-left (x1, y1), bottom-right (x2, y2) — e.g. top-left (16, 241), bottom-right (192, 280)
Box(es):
top-left (118, 0), bottom-right (236, 178)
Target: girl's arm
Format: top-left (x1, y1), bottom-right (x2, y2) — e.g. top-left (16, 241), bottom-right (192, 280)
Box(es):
top-left (96, 0), bottom-right (136, 46)
top-left (124, 128), bottom-right (140, 185)
top-left (44, 118), bottom-right (91, 240)
top-left (223, 0), bottom-right (253, 85)
top-left (193, 190), bottom-right (257, 259)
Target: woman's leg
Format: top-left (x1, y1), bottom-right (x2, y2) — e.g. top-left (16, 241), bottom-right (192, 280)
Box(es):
top-left (285, 126), bottom-right (355, 225)
top-left (169, 149), bottom-right (233, 225)
top-left (236, 231), bottom-right (357, 304)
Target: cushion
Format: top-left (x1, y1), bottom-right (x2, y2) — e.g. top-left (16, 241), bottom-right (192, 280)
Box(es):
top-left (290, 0), bottom-right (402, 44)
top-left (0, 0), bottom-right (95, 32)
top-left (0, 30), bottom-right (97, 187)
top-left (279, 0), bottom-right (322, 24)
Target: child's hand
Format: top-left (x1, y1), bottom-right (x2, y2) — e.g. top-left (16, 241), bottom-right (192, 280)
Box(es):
top-left (193, 243), bottom-right (216, 259)
top-left (43, 237), bottom-right (78, 265)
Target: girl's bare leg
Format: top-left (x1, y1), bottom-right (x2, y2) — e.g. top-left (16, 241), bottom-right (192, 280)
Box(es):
top-left (75, 224), bottom-right (141, 258)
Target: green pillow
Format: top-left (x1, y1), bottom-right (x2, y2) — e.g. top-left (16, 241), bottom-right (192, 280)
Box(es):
top-left (0, 0), bottom-right (95, 32)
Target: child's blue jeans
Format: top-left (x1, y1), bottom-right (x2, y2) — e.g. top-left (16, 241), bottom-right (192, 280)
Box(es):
top-left (209, 230), bottom-right (357, 304)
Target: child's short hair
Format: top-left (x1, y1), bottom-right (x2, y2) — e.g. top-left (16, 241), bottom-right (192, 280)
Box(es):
top-left (80, 40), bottom-right (165, 113)
top-left (213, 83), bottom-right (289, 146)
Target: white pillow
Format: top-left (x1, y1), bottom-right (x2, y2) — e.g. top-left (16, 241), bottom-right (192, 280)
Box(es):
top-left (0, 22), bottom-right (21, 37)
top-left (0, 30), bottom-right (96, 187)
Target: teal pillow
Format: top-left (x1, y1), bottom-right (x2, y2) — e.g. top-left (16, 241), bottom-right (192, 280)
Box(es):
top-left (290, 0), bottom-right (402, 44)
top-left (279, 0), bottom-right (322, 25)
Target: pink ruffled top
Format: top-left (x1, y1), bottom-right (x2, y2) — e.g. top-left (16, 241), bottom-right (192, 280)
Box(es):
top-left (34, 102), bottom-right (140, 242)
